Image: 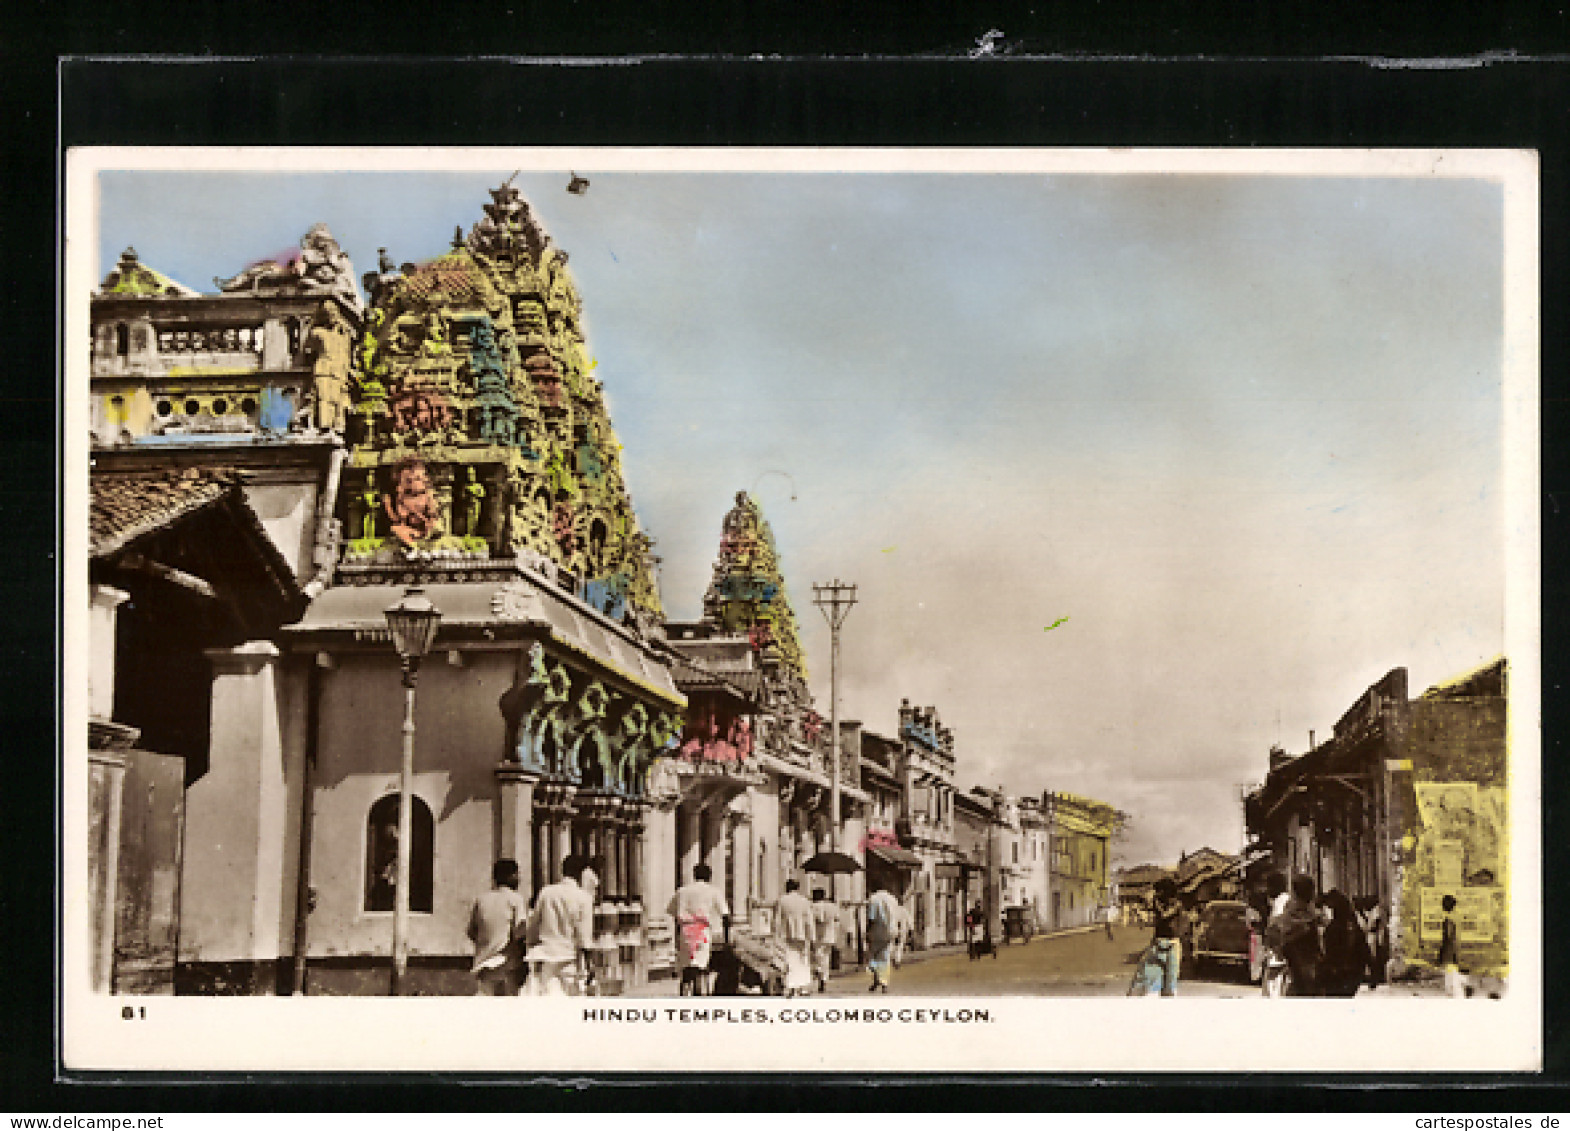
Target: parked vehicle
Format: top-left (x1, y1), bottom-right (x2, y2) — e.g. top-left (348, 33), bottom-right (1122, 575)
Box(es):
top-left (1002, 905), bottom-right (1033, 944)
top-left (1190, 899), bottom-right (1262, 982)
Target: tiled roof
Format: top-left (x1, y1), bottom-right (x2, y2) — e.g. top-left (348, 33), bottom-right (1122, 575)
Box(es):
top-left (90, 468), bottom-right (243, 558)
top-left (670, 657), bottom-right (763, 702)
top-left (398, 251), bottom-right (499, 305)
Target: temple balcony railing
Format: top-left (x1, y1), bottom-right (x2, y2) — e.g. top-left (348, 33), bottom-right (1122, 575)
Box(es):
top-left (91, 372), bottom-right (316, 447)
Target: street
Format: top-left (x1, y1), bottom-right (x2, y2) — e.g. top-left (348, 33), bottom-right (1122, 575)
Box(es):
top-left (822, 926), bottom-right (1260, 998)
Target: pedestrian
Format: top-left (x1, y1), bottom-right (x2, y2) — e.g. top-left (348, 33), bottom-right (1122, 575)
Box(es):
top-left (1138, 877), bottom-right (1185, 997)
top-left (1316, 889), bottom-right (1371, 997)
top-left (810, 888), bottom-right (840, 992)
top-left (775, 879), bottom-right (815, 997)
top-left (866, 878), bottom-right (900, 993)
top-left (1102, 899), bottom-right (1116, 941)
top-left (526, 853), bottom-right (595, 996)
top-left (1267, 873), bottom-right (1322, 997)
top-left (668, 862), bottom-right (730, 997)
top-left (468, 858), bottom-right (529, 995)
top-left (1357, 895), bottom-right (1389, 987)
top-left (890, 897), bottom-right (910, 969)
top-left (966, 902), bottom-right (985, 961)
top-left (1438, 893), bottom-right (1464, 997)
top-left (1259, 872), bottom-right (1291, 997)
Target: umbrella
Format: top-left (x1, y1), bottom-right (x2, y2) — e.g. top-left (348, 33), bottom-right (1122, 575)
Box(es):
top-left (802, 851), bottom-right (861, 875)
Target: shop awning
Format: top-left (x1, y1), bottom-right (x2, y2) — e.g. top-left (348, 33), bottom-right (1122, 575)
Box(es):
top-left (867, 844), bottom-right (923, 870)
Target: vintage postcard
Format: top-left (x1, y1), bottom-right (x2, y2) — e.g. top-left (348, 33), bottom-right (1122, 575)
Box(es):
top-left (62, 147), bottom-right (1540, 1073)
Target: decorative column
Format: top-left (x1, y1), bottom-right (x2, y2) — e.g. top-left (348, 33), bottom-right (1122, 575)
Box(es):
top-left (704, 806), bottom-right (727, 892)
top-left (495, 764), bottom-right (540, 899)
top-left (555, 789), bottom-right (576, 878)
top-left (626, 804), bottom-right (646, 904)
top-left (605, 806), bottom-right (625, 902)
top-left (679, 805), bottom-right (701, 886)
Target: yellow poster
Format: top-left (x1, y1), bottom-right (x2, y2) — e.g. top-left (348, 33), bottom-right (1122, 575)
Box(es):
top-left (1433, 839), bottom-right (1465, 887)
top-left (1414, 781), bottom-right (1476, 834)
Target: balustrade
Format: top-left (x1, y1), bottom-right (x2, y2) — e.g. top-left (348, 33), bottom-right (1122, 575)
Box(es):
top-left (155, 324), bottom-right (266, 355)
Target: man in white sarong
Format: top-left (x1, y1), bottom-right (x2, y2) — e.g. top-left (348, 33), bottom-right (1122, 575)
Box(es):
top-left (776, 880), bottom-right (816, 997)
top-left (810, 888), bottom-right (840, 991)
top-left (668, 863), bottom-right (730, 996)
top-left (526, 853), bottom-right (594, 996)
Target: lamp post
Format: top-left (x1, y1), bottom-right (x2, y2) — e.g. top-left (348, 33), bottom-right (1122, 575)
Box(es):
top-left (384, 586), bottom-right (442, 996)
top-left (812, 579), bottom-right (857, 928)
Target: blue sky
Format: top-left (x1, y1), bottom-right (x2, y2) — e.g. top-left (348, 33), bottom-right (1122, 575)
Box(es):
top-left (94, 164), bottom-right (1507, 866)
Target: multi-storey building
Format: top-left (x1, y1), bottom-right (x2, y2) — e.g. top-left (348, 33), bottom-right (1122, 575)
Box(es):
top-left (1042, 791), bottom-right (1116, 930)
top-left (898, 701), bottom-right (962, 948)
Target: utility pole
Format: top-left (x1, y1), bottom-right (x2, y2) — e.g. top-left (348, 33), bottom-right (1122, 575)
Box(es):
top-left (812, 579), bottom-right (858, 922)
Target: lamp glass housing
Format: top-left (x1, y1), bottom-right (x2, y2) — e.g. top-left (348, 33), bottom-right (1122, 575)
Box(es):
top-left (385, 587), bottom-right (442, 661)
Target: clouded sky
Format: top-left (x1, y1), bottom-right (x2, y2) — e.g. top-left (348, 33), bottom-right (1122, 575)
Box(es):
top-left (92, 158), bottom-right (1510, 867)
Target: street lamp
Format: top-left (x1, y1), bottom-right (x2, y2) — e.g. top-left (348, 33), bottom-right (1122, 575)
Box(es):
top-left (384, 586), bottom-right (442, 995)
top-left (812, 579), bottom-right (858, 939)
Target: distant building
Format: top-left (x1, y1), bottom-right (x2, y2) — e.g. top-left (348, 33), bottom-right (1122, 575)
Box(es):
top-left (1113, 863), bottom-right (1171, 923)
top-left (898, 701), bottom-right (963, 948)
top-left (1244, 660), bottom-right (1508, 978)
top-left (1041, 791), bottom-right (1116, 930)
top-left (1172, 847), bottom-right (1242, 906)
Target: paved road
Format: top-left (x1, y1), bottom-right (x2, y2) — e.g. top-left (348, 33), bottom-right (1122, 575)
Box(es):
top-left (823, 925), bottom-right (1262, 997)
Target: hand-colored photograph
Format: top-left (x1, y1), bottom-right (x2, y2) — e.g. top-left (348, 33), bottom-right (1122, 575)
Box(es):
top-left (64, 149), bottom-right (1539, 1072)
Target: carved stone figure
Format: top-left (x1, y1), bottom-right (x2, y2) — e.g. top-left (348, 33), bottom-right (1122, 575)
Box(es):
top-left (296, 223), bottom-right (363, 314)
top-left (382, 457), bottom-right (441, 546)
top-left (461, 466), bottom-right (485, 537)
top-left (498, 642), bottom-right (553, 770)
top-left (566, 680), bottom-right (610, 786)
top-left (612, 701), bottom-right (649, 795)
top-left (304, 302), bottom-right (353, 434)
top-left (421, 312), bottom-right (449, 357)
top-left (359, 481), bottom-right (380, 541)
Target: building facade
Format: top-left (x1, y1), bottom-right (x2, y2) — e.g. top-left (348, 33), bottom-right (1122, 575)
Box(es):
top-left (1244, 660), bottom-right (1509, 979)
top-left (1042, 791), bottom-right (1116, 930)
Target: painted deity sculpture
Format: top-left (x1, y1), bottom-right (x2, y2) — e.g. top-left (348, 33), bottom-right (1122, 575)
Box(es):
top-left (382, 457), bottom-right (441, 546)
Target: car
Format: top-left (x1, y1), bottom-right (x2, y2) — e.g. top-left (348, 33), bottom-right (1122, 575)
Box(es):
top-left (1190, 899), bottom-right (1262, 982)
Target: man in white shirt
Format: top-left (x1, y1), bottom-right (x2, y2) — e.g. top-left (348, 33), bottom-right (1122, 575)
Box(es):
top-left (668, 863), bottom-right (730, 996)
top-left (810, 888), bottom-right (840, 992)
top-left (527, 853), bottom-right (595, 996)
top-left (776, 880), bottom-right (816, 997)
top-left (468, 858), bottom-right (528, 995)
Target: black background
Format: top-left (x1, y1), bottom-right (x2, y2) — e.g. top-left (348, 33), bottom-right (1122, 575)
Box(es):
top-left (6, 3), bottom-right (1569, 1112)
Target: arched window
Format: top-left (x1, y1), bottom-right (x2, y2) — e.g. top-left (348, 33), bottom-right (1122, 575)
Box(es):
top-left (114, 323), bottom-right (129, 356)
top-left (365, 793), bottom-right (434, 913)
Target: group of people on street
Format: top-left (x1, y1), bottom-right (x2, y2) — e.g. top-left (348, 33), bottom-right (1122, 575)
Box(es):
top-left (470, 858), bottom-right (919, 998)
top-left (773, 879), bottom-right (847, 995)
top-left (1258, 872), bottom-right (1390, 997)
top-left (467, 855), bottom-right (598, 996)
